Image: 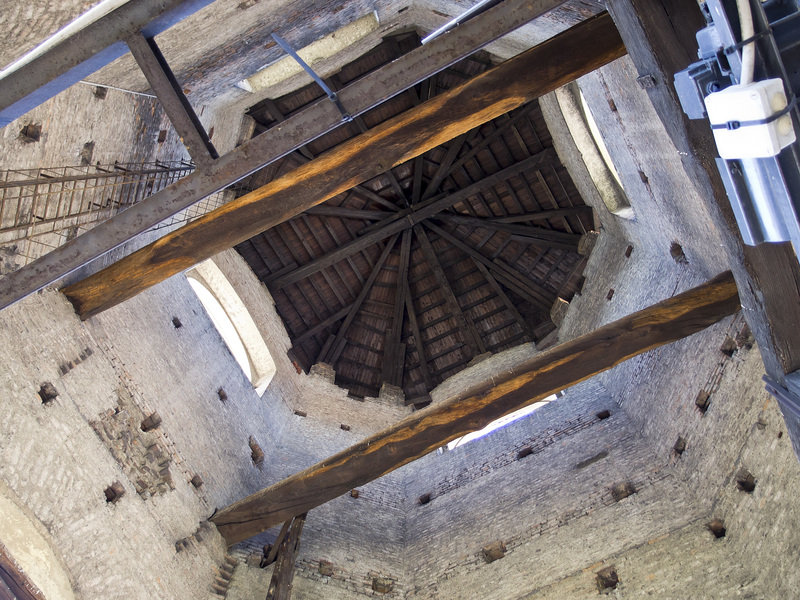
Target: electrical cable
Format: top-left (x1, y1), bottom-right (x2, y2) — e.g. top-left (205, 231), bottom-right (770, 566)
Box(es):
top-left (737, 0), bottom-right (756, 85)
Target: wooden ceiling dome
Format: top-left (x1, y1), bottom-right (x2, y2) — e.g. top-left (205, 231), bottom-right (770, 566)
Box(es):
top-left (235, 33), bottom-right (594, 405)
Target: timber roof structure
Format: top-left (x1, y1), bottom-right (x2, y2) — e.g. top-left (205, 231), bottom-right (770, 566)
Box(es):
top-left (235, 32), bottom-right (595, 404)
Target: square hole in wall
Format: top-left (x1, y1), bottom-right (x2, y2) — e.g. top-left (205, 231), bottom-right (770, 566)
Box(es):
top-left (104, 481), bottom-right (126, 503)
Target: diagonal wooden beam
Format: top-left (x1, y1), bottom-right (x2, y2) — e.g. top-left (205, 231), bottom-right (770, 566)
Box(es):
top-left (305, 206), bottom-right (392, 221)
top-left (424, 220), bottom-right (554, 312)
top-left (323, 234), bottom-right (400, 366)
top-left (62, 14), bottom-right (625, 318)
top-left (404, 277), bottom-right (435, 392)
top-left (444, 103), bottom-right (541, 180)
top-left (414, 225), bottom-right (483, 357)
top-left (263, 518), bottom-right (292, 566)
top-left (421, 132), bottom-right (470, 202)
top-left (126, 33), bottom-right (217, 167)
top-left (210, 271), bottom-right (741, 545)
top-left (383, 230), bottom-right (411, 386)
top-left (265, 513), bottom-right (306, 600)
top-left (492, 206), bottom-right (594, 224)
top-left (437, 213), bottom-right (582, 250)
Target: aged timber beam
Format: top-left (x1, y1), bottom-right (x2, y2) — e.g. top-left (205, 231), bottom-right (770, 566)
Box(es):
top-left (605, 0), bottom-right (800, 457)
top-left (0, 0), bottom-right (573, 311)
top-left (210, 271), bottom-right (740, 545)
top-left (265, 514), bottom-right (306, 600)
top-left (436, 213), bottom-right (583, 250)
top-left (62, 13), bottom-right (625, 318)
top-left (126, 33), bottom-right (217, 167)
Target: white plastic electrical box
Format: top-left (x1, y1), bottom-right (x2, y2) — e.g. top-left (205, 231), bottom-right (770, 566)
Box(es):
top-left (705, 78), bottom-right (795, 159)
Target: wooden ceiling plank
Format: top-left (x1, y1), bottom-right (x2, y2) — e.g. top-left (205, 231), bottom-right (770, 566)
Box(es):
top-left (463, 292), bottom-right (499, 311)
top-left (541, 249), bottom-right (570, 285)
top-left (431, 355), bottom-right (474, 378)
top-left (303, 215), bottom-right (359, 300)
top-left (490, 235), bottom-right (515, 259)
top-left (554, 255), bottom-right (589, 299)
top-left (311, 216), bottom-right (361, 296)
top-left (445, 104), bottom-right (539, 180)
top-left (211, 271), bottom-right (740, 545)
top-left (324, 233), bottom-right (400, 367)
top-left (550, 167), bottom-right (588, 234)
top-left (474, 260), bottom-right (536, 342)
top-left (271, 223), bottom-right (332, 325)
top-left (290, 218), bottom-right (348, 307)
top-left (293, 306), bottom-right (349, 346)
top-left (487, 331), bottom-right (527, 352)
top-left (417, 298), bottom-right (447, 316)
top-left (425, 220), bottom-right (553, 311)
top-left (533, 170), bottom-right (574, 233)
top-left (484, 319), bottom-right (517, 336)
top-left (63, 14), bottom-right (626, 318)
top-left (414, 225), bottom-right (482, 358)
top-left (472, 304), bottom-right (509, 323)
top-left (495, 206), bottom-right (592, 224)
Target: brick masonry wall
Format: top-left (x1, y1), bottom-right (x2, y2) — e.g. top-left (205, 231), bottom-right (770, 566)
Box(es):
top-left (0, 1), bottom-right (100, 70)
top-left (0, 289), bottom-right (230, 599)
top-left (537, 54), bottom-right (800, 599)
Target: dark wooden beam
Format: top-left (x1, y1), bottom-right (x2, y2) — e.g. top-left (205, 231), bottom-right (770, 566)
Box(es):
top-left (126, 33), bottom-right (217, 167)
top-left (421, 133), bottom-right (470, 202)
top-left (265, 513), bottom-right (306, 600)
top-left (263, 519), bottom-right (292, 566)
top-left (305, 206), bottom-right (391, 221)
top-left (414, 225), bottom-right (483, 357)
top-left (437, 213), bottom-right (582, 250)
top-left (62, 13), bottom-right (626, 318)
top-left (0, 542), bottom-right (43, 600)
top-left (492, 206), bottom-right (594, 224)
top-left (323, 235), bottom-right (400, 366)
top-left (210, 272), bottom-right (741, 544)
top-left (404, 278), bottom-right (435, 391)
top-left (383, 230), bottom-right (411, 385)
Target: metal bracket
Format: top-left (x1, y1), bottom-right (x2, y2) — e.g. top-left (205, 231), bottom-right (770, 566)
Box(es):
top-left (271, 33), bottom-right (352, 122)
top-left (764, 374), bottom-right (800, 420)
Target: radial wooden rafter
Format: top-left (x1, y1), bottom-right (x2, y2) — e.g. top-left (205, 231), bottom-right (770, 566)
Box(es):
top-left (234, 32), bottom-right (594, 404)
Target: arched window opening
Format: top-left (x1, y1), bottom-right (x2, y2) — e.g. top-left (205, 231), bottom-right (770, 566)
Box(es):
top-left (187, 260), bottom-right (276, 394)
top-left (555, 83), bottom-right (635, 220)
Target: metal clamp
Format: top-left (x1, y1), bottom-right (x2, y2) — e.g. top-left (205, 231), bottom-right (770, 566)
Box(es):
top-left (271, 33), bottom-right (352, 122)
